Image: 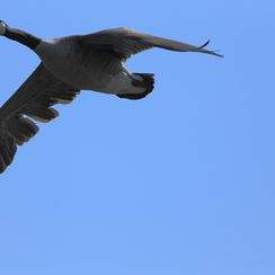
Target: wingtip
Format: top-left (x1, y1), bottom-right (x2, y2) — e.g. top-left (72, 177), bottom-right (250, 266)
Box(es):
top-left (199, 40), bottom-right (211, 49)
top-left (211, 51), bottom-right (224, 58)
top-left (196, 40), bottom-right (223, 58)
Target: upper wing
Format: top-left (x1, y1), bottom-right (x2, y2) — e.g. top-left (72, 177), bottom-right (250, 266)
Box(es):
top-left (0, 63), bottom-right (80, 173)
top-left (81, 27), bottom-right (223, 60)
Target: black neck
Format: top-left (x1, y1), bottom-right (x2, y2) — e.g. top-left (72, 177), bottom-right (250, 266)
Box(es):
top-left (4, 27), bottom-right (41, 50)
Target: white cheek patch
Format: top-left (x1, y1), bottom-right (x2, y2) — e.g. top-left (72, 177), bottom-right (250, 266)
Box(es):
top-left (0, 24), bottom-right (6, 35)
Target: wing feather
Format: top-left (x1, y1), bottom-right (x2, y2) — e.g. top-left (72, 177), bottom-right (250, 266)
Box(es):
top-left (0, 63), bottom-right (80, 173)
top-left (82, 27), bottom-right (223, 59)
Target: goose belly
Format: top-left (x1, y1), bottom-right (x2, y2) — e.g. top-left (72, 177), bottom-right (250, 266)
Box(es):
top-left (37, 42), bottom-right (126, 93)
top-left (49, 61), bottom-right (113, 90)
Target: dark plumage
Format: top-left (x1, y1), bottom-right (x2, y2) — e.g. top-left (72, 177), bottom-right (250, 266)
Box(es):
top-left (0, 20), bottom-right (222, 173)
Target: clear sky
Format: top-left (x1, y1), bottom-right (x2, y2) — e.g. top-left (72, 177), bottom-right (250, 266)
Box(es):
top-left (0, 1), bottom-right (274, 274)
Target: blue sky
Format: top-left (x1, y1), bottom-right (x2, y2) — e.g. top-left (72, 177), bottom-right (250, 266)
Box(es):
top-left (0, 1), bottom-right (275, 274)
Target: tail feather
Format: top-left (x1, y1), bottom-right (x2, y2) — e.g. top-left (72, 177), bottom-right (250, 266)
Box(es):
top-left (117, 73), bottom-right (155, 100)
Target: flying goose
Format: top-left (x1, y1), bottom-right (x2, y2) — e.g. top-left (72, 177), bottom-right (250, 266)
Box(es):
top-left (0, 20), bottom-right (222, 173)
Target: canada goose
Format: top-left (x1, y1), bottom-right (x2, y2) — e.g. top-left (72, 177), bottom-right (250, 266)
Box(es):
top-left (0, 20), bottom-right (222, 173)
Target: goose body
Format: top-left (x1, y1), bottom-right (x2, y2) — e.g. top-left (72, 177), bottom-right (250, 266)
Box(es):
top-left (36, 38), bottom-right (132, 94)
top-left (0, 21), bottom-right (222, 173)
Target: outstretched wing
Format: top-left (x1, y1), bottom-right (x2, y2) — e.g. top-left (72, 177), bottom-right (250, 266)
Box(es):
top-left (81, 27), bottom-right (223, 60)
top-left (0, 63), bottom-right (80, 173)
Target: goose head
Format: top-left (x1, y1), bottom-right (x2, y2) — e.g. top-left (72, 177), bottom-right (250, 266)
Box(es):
top-left (0, 20), bottom-right (41, 50)
top-left (0, 20), bottom-right (8, 35)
